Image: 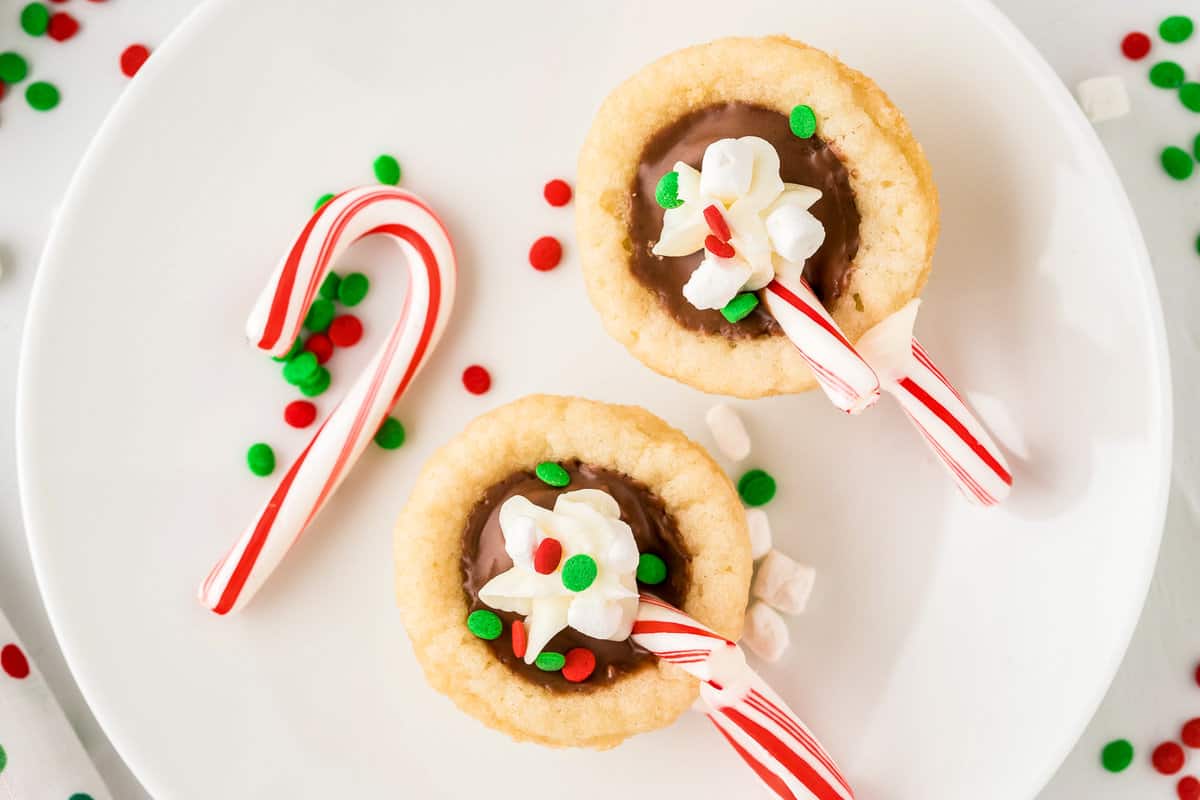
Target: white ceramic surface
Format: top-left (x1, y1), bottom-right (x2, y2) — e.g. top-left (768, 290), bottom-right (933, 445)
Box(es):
top-left (16, 1), bottom-right (1171, 798)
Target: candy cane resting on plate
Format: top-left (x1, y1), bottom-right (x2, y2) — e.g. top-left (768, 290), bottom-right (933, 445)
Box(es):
top-left (199, 186), bottom-right (457, 615)
top-left (633, 595), bottom-right (854, 800)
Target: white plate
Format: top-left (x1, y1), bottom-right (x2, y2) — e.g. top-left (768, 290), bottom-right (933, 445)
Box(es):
top-left (17, 1), bottom-right (1171, 798)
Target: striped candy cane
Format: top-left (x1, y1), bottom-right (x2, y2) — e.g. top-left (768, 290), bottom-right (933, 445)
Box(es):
top-left (856, 300), bottom-right (1012, 506)
top-left (761, 275), bottom-right (880, 415)
top-left (199, 186), bottom-right (457, 614)
top-left (633, 595), bottom-right (854, 800)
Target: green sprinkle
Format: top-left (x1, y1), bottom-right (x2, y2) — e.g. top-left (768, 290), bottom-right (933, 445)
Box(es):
top-left (721, 292), bottom-right (759, 323)
top-left (1193, 132), bottom-right (1200, 162)
top-left (338, 272), bottom-right (369, 306)
top-left (852, 292), bottom-right (865, 312)
top-left (282, 351), bottom-right (319, 385)
top-left (374, 416), bottom-right (406, 449)
top-left (466, 609), bottom-right (502, 640)
top-left (20, 3), bottom-right (49, 36)
top-left (68, 795), bottom-right (94, 800)
top-left (270, 337), bottom-right (302, 363)
top-left (535, 461), bottom-right (570, 487)
top-left (1160, 15), bottom-right (1194, 43)
top-left (789, 104), bottom-right (817, 138)
top-left (0, 52), bottom-right (29, 84)
top-left (1100, 738), bottom-right (1134, 772)
top-left (314, 193), bottom-right (335, 212)
top-left (246, 443), bottom-right (275, 476)
top-left (25, 81), bottom-right (59, 111)
top-left (1181, 83), bottom-right (1200, 112)
top-left (655, 170), bottom-right (683, 209)
top-left (1195, 231), bottom-right (1200, 255)
top-left (738, 469), bottom-right (777, 507)
top-left (535, 651), bottom-right (566, 671)
top-left (319, 272), bottom-right (341, 300)
top-left (1162, 145), bottom-right (1194, 180)
top-left (373, 154), bottom-right (402, 185)
top-left (636, 553), bottom-right (667, 585)
top-left (305, 298), bottom-right (336, 332)
top-left (298, 366), bottom-right (331, 397)
top-left (0, 742), bottom-right (6, 774)
top-left (1150, 60), bottom-right (1185, 88)
top-left (561, 554), bottom-right (598, 592)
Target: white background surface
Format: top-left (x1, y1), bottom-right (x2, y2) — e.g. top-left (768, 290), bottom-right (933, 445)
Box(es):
top-left (0, 1), bottom-right (1195, 798)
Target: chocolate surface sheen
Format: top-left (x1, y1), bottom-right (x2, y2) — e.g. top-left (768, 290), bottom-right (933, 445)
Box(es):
top-left (462, 462), bottom-right (689, 691)
top-left (630, 102), bottom-right (861, 338)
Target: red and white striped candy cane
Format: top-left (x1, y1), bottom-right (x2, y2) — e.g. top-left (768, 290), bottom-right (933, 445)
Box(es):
top-left (633, 595), bottom-right (854, 800)
top-left (199, 186), bottom-right (457, 615)
top-left (761, 275), bottom-right (880, 415)
top-left (856, 300), bottom-right (1012, 506)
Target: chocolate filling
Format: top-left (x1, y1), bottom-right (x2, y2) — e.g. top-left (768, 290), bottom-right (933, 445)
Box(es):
top-left (629, 102), bottom-right (861, 338)
top-left (461, 462), bottom-right (689, 691)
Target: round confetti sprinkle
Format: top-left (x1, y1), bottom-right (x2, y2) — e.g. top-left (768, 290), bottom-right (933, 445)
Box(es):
top-left (319, 271), bottom-right (341, 300)
top-left (0, 52), bottom-right (28, 84)
top-left (25, 81), bottom-right (59, 111)
top-left (789, 104), bottom-right (817, 138)
top-left (636, 553), bottom-right (667, 585)
top-left (656, 171), bottom-right (683, 209)
top-left (467, 609), bottom-right (502, 640)
top-left (1154, 741), bottom-right (1187, 775)
top-left (271, 337), bottom-right (303, 363)
top-left (511, 618), bottom-right (527, 658)
top-left (374, 416), bottom-right (405, 449)
top-left (1122, 31), bottom-right (1152, 60)
top-left (283, 400), bottom-right (317, 429)
top-left (461, 364), bottom-right (491, 395)
top-left (1183, 719), bottom-right (1200, 748)
top-left (373, 154), bottom-right (401, 185)
top-left (1162, 146), bottom-right (1194, 180)
top-left (1161, 16), bottom-right (1194, 43)
top-left (313, 192), bottom-right (335, 212)
top-left (561, 554), bottom-right (598, 592)
top-left (298, 366), bottom-right (331, 397)
top-left (721, 292), bottom-right (759, 324)
top-left (1193, 133), bottom-right (1200, 162)
top-left (46, 11), bottom-right (78, 41)
top-left (246, 443), bottom-right (275, 477)
top-left (1180, 776), bottom-right (1200, 800)
top-left (1181, 83), bottom-right (1200, 112)
top-left (1151, 61), bottom-right (1186, 88)
top-left (1101, 739), bottom-right (1134, 772)
top-left (533, 538), bottom-right (563, 575)
top-left (338, 272), bottom-right (369, 306)
top-left (68, 794), bottom-right (94, 800)
top-left (535, 461), bottom-right (570, 487)
top-left (543, 179), bottom-right (572, 207)
top-left (535, 651), bottom-right (566, 672)
top-left (20, 3), bottom-right (50, 36)
top-left (328, 315), bottom-right (363, 347)
top-left (1195, 662), bottom-right (1200, 687)
top-left (1, 644), bottom-right (30, 679)
top-left (120, 43), bottom-right (150, 77)
top-left (0, 743), bottom-right (5, 774)
top-left (304, 332), bottom-right (334, 364)
top-left (282, 351), bottom-right (319, 385)
top-left (562, 648), bottom-right (596, 683)
top-left (304, 298), bottom-right (336, 332)
top-left (738, 469), bottom-right (777, 507)
top-left (528, 236), bottom-right (562, 271)
top-left (0, 82), bottom-right (5, 102)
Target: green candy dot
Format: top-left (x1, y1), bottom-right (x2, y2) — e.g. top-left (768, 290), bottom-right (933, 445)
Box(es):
top-left (561, 554), bottom-right (598, 592)
top-left (373, 154), bottom-right (402, 185)
top-left (374, 416), bottom-right (406, 449)
top-left (304, 297), bottom-right (336, 332)
top-left (1160, 15), bottom-right (1194, 43)
top-left (1100, 738), bottom-right (1134, 772)
top-left (298, 366), bottom-right (331, 397)
top-left (282, 351), bottom-right (319, 385)
top-left (0, 52), bottom-right (29, 84)
top-left (1180, 83), bottom-right (1200, 111)
top-left (69, 795), bottom-right (94, 800)
top-left (1162, 145), bottom-right (1194, 180)
top-left (1193, 132), bottom-right (1200, 162)
top-left (20, 3), bottom-right (49, 36)
top-left (313, 193), bottom-right (335, 212)
top-left (1195, 231), bottom-right (1200, 255)
top-left (246, 443), bottom-right (275, 477)
top-left (738, 468), bottom-right (777, 507)
top-left (655, 170), bottom-right (683, 209)
top-left (319, 272), bottom-right (341, 300)
top-left (0, 742), bottom-right (6, 774)
top-left (535, 651), bottom-right (566, 671)
top-left (1150, 60), bottom-right (1185, 88)
top-left (466, 609), bottom-right (502, 640)
top-left (789, 104), bottom-right (817, 138)
top-left (721, 292), bottom-right (759, 324)
top-left (636, 553), bottom-right (667, 585)
top-left (25, 81), bottom-right (59, 111)
top-left (535, 461), bottom-right (570, 487)
top-left (338, 272), bottom-right (369, 306)
top-left (270, 337), bottom-right (302, 363)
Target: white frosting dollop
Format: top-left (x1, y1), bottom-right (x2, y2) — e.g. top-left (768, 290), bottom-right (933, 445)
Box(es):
top-left (478, 489), bottom-right (640, 664)
top-left (653, 136), bottom-right (827, 311)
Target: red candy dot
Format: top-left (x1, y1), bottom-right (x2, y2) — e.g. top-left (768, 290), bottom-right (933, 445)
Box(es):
top-left (533, 538), bottom-right (562, 574)
top-left (1155, 742), bottom-right (1187, 775)
top-left (47, 12), bottom-right (80, 42)
top-left (1181, 776), bottom-right (1200, 800)
top-left (304, 333), bottom-right (334, 364)
top-left (0, 82), bottom-right (6, 102)
top-left (283, 400), bottom-right (317, 429)
top-left (705, 234), bottom-right (736, 259)
top-left (562, 648), bottom-right (596, 683)
top-left (703, 204), bottom-right (731, 242)
top-left (49, 0), bottom-right (70, 3)
top-left (543, 179), bottom-right (572, 207)
top-left (462, 365), bottom-right (491, 395)
top-left (511, 619), bottom-right (527, 660)
top-left (327, 315), bottom-right (362, 347)
top-left (1183, 719), bottom-right (1200, 749)
top-left (529, 236), bottom-right (562, 271)
top-left (1122, 31), bottom-right (1152, 61)
top-left (1194, 662), bottom-right (1200, 688)
top-left (1, 644), bottom-right (30, 679)
top-left (120, 44), bottom-right (150, 77)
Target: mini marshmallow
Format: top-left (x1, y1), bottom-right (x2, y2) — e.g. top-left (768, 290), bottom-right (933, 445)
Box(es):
top-left (742, 602), bottom-right (790, 662)
top-left (700, 138), bottom-right (756, 201)
top-left (745, 508), bottom-right (772, 560)
top-left (766, 204), bottom-right (826, 264)
top-left (682, 254), bottom-right (752, 310)
top-left (1075, 75), bottom-right (1130, 123)
top-left (752, 550), bottom-right (816, 615)
top-left (705, 403), bottom-right (751, 461)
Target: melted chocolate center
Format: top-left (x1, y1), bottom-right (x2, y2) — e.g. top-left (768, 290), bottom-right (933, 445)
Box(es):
top-left (461, 462), bottom-right (689, 692)
top-left (629, 102), bottom-right (861, 338)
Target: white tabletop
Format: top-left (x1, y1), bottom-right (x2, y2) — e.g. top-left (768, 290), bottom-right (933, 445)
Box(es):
top-left (0, 1), bottom-right (1195, 797)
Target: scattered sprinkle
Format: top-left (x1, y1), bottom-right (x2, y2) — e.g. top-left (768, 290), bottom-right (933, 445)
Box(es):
top-left (313, 193), bottom-right (335, 212)
top-left (1195, 661), bottom-right (1200, 688)
top-left (705, 235), bottom-right (736, 259)
top-left (655, 170), bottom-right (683, 209)
top-left (373, 154), bottom-right (401, 185)
top-left (1180, 776), bottom-right (1200, 800)
top-left (1160, 15), bottom-right (1194, 43)
top-left (271, 337), bottom-right (302, 363)
top-left (1193, 133), bottom-right (1200, 162)
top-left (721, 292), bottom-right (759, 324)
top-left (283, 400), bottom-right (317, 429)
top-left (461, 364), bottom-right (491, 395)
top-left (1181, 83), bottom-right (1200, 112)
top-left (511, 619), bottom-right (527, 659)
top-left (246, 443), bottom-right (275, 476)
top-left (120, 44), bottom-right (150, 77)
top-left (304, 332), bottom-right (333, 364)
top-left (535, 461), bottom-right (570, 487)
top-left (561, 554), bottom-right (598, 592)
top-left (319, 272), bottom-right (341, 300)
top-left (1183, 718), bottom-right (1200, 748)
top-left (1102, 739), bottom-right (1134, 772)
top-left (534, 651), bottom-right (566, 672)
top-left (25, 81), bottom-right (59, 111)
top-left (636, 553), bottom-right (667, 585)
top-left (328, 315), bottom-right (363, 347)
top-left (297, 366), bottom-right (331, 397)
top-left (738, 469), bottom-right (777, 507)
top-left (562, 648), bottom-right (596, 683)
top-left (1162, 146), bottom-right (1194, 180)
top-left (1, 644), bottom-right (30, 679)
top-left (789, 104), bottom-right (817, 138)
top-left (528, 236), bottom-right (562, 271)
top-left (282, 352), bottom-right (319, 386)
top-left (533, 538), bottom-right (563, 575)
top-left (0, 53), bottom-right (28, 84)
top-left (1154, 741), bottom-right (1186, 775)
top-left (466, 609), bottom-right (502, 640)
top-left (543, 179), bottom-right (572, 207)
top-left (703, 204), bottom-right (732, 242)
top-left (338, 272), bottom-right (369, 306)
top-left (46, 11), bottom-right (79, 42)
top-left (20, 3), bottom-right (50, 37)
top-left (1151, 61), bottom-right (1186, 89)
top-left (374, 416), bottom-right (405, 449)
top-left (1122, 31), bottom-right (1152, 60)
top-left (304, 298), bottom-right (336, 332)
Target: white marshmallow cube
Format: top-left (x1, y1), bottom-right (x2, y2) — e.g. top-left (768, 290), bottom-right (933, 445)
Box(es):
top-left (752, 550), bottom-right (816, 615)
top-left (742, 601), bottom-right (790, 662)
top-left (765, 204), bottom-right (826, 264)
top-left (705, 403), bottom-right (751, 462)
top-left (682, 254), bottom-right (752, 310)
top-left (745, 508), bottom-right (772, 560)
top-left (1075, 75), bottom-right (1130, 123)
top-left (700, 138), bottom-right (756, 202)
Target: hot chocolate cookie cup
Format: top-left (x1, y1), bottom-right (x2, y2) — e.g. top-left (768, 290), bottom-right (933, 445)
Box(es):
top-left (394, 395), bottom-right (751, 749)
top-left (576, 36), bottom-right (939, 398)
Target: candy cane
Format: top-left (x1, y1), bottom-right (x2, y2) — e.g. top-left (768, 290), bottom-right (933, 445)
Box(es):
top-left (856, 300), bottom-right (1012, 506)
top-left (761, 275), bottom-right (880, 415)
top-left (199, 186), bottom-right (457, 615)
top-left (633, 595), bottom-right (854, 800)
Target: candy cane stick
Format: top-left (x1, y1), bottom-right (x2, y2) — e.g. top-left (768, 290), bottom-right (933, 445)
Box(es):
top-left (761, 275), bottom-right (880, 415)
top-left (856, 300), bottom-right (1012, 506)
top-left (199, 186), bottom-right (457, 615)
top-left (633, 595), bottom-right (854, 800)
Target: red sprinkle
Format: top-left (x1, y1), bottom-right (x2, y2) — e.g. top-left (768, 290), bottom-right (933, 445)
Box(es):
top-left (120, 44), bottom-right (150, 77)
top-left (705, 234), bottom-right (736, 259)
top-left (528, 236), bottom-right (562, 271)
top-left (1, 644), bottom-right (30, 679)
top-left (1195, 662), bottom-right (1200, 688)
top-left (562, 648), bottom-right (596, 683)
top-left (283, 400), bottom-right (317, 429)
top-left (47, 12), bottom-right (80, 42)
top-left (533, 538), bottom-right (562, 574)
top-left (1155, 742), bottom-right (1187, 775)
top-left (511, 619), bottom-right (527, 659)
top-left (1181, 776), bottom-right (1200, 800)
top-left (461, 365), bottom-right (491, 395)
top-left (1121, 31), bottom-right (1152, 61)
top-left (304, 333), bottom-right (334, 364)
top-left (543, 179), bottom-right (572, 207)
top-left (703, 204), bottom-right (731, 242)
top-left (49, 0), bottom-right (70, 3)
top-left (1183, 719), bottom-right (1200, 749)
top-left (0, 82), bottom-right (6, 102)
top-left (328, 315), bottom-right (363, 347)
